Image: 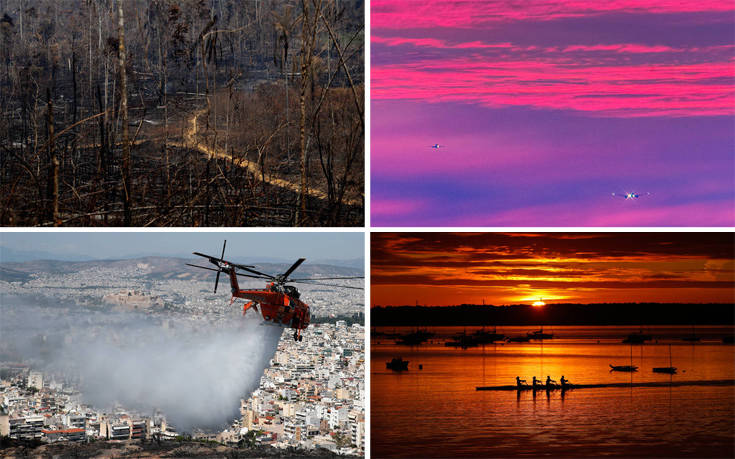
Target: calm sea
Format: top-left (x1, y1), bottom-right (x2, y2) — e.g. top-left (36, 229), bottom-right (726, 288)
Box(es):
top-left (371, 326), bottom-right (735, 458)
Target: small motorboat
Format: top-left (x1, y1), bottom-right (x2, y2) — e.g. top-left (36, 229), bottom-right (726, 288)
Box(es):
top-left (612, 343), bottom-right (639, 372)
top-left (472, 327), bottom-right (505, 343)
top-left (652, 344), bottom-right (677, 374)
top-left (623, 332), bottom-right (652, 344)
top-left (652, 367), bottom-right (677, 374)
top-left (386, 357), bottom-right (409, 371)
top-left (527, 328), bottom-right (553, 340)
top-left (610, 364), bottom-right (638, 372)
top-left (395, 329), bottom-right (435, 346)
top-left (445, 331), bottom-right (479, 348)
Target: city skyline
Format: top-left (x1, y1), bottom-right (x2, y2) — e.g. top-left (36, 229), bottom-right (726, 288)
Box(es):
top-left (371, 0), bottom-right (735, 226)
top-left (371, 232), bottom-right (735, 305)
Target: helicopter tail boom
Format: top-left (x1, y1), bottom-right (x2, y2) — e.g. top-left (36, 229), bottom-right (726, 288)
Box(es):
top-left (228, 266), bottom-right (240, 293)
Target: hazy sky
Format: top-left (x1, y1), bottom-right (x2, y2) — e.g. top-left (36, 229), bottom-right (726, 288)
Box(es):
top-left (0, 232), bottom-right (364, 262)
top-left (371, 0), bottom-right (735, 226)
top-left (371, 233), bottom-right (735, 305)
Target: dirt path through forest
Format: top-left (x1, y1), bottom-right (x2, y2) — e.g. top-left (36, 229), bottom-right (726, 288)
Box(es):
top-left (177, 109), bottom-right (360, 206)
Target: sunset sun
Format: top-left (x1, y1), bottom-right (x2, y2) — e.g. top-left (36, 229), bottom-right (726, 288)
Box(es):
top-left (532, 300), bottom-right (546, 307)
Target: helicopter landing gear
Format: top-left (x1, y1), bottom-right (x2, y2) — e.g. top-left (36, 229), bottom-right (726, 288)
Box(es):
top-left (293, 330), bottom-right (303, 342)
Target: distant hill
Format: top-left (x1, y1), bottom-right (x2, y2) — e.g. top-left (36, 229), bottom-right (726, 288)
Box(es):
top-left (313, 258), bottom-right (364, 269)
top-left (372, 303), bottom-right (735, 326)
top-left (0, 265), bottom-right (32, 283)
top-left (0, 256), bottom-right (363, 283)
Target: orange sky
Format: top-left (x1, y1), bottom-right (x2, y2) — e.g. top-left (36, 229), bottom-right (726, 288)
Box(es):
top-left (371, 233), bottom-right (735, 306)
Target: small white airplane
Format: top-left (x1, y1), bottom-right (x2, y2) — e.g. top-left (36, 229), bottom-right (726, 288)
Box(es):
top-left (429, 144), bottom-right (444, 149)
top-left (612, 192), bottom-right (651, 200)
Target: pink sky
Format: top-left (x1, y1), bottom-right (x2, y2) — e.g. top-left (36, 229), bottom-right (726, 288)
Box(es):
top-left (372, 0), bottom-right (735, 28)
top-left (371, 0), bottom-right (735, 226)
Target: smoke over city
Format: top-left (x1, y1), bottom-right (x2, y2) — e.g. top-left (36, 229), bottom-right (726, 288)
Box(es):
top-left (0, 295), bottom-right (283, 431)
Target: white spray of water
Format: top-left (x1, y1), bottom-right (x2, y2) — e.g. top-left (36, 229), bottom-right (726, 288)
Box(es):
top-left (1, 296), bottom-right (282, 431)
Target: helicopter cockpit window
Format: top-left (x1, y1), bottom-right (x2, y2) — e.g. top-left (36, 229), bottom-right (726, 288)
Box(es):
top-left (284, 285), bottom-right (300, 299)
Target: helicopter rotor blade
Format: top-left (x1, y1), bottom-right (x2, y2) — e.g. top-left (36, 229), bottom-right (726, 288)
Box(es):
top-left (230, 261), bottom-right (257, 270)
top-left (185, 263), bottom-right (221, 273)
top-left (192, 252), bottom-right (223, 265)
top-left (220, 240), bottom-right (227, 261)
top-left (288, 280), bottom-right (364, 290)
top-left (192, 251), bottom-right (254, 271)
top-left (238, 266), bottom-right (276, 279)
top-left (289, 276), bottom-right (364, 281)
top-left (214, 270), bottom-right (221, 293)
top-left (233, 271), bottom-right (273, 280)
top-left (281, 258), bottom-right (306, 280)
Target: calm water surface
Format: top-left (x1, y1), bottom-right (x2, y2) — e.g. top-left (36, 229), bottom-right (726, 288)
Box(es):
top-left (371, 326), bottom-right (735, 458)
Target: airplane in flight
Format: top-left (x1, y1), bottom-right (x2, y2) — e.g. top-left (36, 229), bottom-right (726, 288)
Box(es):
top-left (612, 192), bottom-right (651, 200)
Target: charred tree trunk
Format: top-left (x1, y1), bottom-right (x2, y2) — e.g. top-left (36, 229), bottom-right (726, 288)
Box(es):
top-left (297, 0), bottom-right (320, 226)
top-left (72, 50), bottom-right (78, 185)
top-left (159, 32), bottom-right (170, 199)
top-left (46, 89), bottom-right (58, 226)
top-left (96, 85), bottom-right (107, 178)
top-left (118, 0), bottom-right (131, 225)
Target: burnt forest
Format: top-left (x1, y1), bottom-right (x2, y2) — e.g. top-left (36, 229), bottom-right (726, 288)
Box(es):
top-left (0, 0), bottom-right (364, 226)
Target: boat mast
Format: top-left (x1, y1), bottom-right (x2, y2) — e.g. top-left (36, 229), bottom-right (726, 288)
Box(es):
top-left (630, 343), bottom-right (633, 367)
top-left (669, 344), bottom-right (672, 368)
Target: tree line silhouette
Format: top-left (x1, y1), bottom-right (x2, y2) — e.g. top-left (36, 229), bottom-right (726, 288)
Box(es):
top-left (371, 303), bottom-right (735, 326)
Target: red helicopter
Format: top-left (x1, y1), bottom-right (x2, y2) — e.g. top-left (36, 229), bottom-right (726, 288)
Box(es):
top-left (186, 241), bottom-right (363, 341)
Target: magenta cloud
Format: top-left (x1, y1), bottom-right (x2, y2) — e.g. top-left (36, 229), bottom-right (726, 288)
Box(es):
top-left (372, 0), bottom-right (735, 29)
top-left (373, 59), bottom-right (734, 117)
top-left (372, 1), bottom-right (735, 117)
